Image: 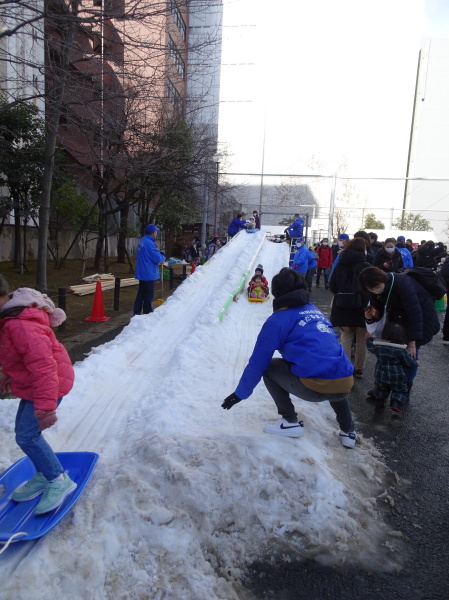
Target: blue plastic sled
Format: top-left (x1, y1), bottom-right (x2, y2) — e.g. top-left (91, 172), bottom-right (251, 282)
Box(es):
top-left (0, 452), bottom-right (99, 544)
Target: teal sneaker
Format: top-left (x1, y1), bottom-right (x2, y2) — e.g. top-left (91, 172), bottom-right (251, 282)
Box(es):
top-left (12, 472), bottom-right (48, 502)
top-left (35, 473), bottom-right (77, 515)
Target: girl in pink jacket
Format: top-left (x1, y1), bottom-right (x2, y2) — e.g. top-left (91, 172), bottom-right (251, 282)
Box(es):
top-left (0, 276), bottom-right (77, 515)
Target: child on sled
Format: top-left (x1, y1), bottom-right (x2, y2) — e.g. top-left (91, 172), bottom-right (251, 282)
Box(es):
top-left (247, 264), bottom-right (269, 299)
top-left (245, 216), bottom-right (257, 232)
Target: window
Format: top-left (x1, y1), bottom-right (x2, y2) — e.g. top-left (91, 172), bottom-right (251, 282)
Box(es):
top-left (168, 36), bottom-right (185, 79)
top-left (59, 104), bottom-right (68, 129)
top-left (170, 0), bottom-right (186, 40)
top-left (167, 77), bottom-right (183, 113)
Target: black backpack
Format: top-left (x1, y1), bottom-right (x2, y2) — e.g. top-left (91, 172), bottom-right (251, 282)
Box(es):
top-left (440, 258), bottom-right (449, 281)
top-left (398, 266), bottom-right (447, 300)
top-left (335, 268), bottom-right (362, 309)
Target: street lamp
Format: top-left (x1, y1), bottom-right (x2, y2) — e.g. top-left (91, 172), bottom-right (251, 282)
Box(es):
top-left (212, 153), bottom-right (222, 235)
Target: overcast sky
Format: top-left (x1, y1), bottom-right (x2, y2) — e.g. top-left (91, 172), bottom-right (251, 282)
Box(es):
top-left (217, 0), bottom-right (449, 219)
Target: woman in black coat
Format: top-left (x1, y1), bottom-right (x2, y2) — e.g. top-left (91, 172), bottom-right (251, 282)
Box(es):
top-left (329, 238), bottom-right (371, 378)
top-left (413, 240), bottom-right (435, 268)
top-left (358, 266), bottom-right (440, 404)
top-left (440, 258), bottom-right (449, 344)
top-left (373, 238), bottom-right (403, 272)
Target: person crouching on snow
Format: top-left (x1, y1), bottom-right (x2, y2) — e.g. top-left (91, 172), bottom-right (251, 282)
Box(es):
top-left (0, 276), bottom-right (77, 515)
top-left (222, 267), bottom-right (357, 448)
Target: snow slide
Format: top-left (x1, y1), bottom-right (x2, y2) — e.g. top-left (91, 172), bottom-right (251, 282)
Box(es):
top-left (0, 232), bottom-right (401, 599)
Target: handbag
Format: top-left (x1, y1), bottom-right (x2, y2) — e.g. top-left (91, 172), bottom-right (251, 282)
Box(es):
top-left (365, 274), bottom-right (394, 338)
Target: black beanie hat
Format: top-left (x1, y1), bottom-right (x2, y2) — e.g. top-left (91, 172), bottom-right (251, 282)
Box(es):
top-left (271, 268), bottom-right (306, 298)
top-left (255, 264), bottom-right (263, 275)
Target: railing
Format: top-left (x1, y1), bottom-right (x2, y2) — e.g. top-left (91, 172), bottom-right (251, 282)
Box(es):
top-left (217, 233), bottom-right (267, 321)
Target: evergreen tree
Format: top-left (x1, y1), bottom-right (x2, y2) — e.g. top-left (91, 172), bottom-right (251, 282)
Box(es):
top-left (392, 212), bottom-right (432, 231)
top-left (364, 213), bottom-right (385, 229)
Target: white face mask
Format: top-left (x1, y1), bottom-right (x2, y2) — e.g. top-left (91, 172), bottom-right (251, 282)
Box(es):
top-left (322, 242), bottom-right (328, 246)
top-left (385, 247), bottom-right (395, 254)
top-left (338, 241), bottom-right (344, 247)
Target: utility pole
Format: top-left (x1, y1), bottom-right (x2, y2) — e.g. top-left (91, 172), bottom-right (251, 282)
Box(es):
top-left (327, 173), bottom-right (337, 241)
top-left (201, 174), bottom-right (208, 255)
top-left (213, 153), bottom-right (222, 235)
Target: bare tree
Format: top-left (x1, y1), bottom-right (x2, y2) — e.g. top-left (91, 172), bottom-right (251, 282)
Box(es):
top-left (1, 0), bottom-right (223, 288)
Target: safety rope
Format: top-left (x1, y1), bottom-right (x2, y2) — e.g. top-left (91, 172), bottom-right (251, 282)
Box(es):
top-left (217, 232), bottom-right (267, 321)
top-left (0, 531), bottom-right (27, 555)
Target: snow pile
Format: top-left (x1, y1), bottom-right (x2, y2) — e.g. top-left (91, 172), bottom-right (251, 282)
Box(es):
top-left (0, 232), bottom-right (402, 599)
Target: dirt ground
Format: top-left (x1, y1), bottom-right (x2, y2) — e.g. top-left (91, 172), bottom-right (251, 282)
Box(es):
top-left (0, 260), bottom-right (181, 346)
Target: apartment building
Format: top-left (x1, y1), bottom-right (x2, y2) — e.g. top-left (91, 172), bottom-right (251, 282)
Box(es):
top-left (0, 0), bottom-right (45, 112)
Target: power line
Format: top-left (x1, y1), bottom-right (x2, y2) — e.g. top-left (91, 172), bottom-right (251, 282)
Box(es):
top-left (221, 172), bottom-right (449, 182)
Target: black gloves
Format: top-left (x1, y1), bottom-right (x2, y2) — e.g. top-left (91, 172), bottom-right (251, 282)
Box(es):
top-left (221, 393), bottom-right (242, 410)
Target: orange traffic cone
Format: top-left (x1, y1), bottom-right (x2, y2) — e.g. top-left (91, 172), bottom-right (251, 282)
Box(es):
top-left (84, 281), bottom-right (111, 322)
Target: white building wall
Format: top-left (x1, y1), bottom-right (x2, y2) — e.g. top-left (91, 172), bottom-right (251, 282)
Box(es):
top-left (1, 0), bottom-right (45, 225)
top-left (404, 39), bottom-right (449, 242)
top-left (0, 0), bottom-right (45, 111)
top-left (187, 0), bottom-right (223, 140)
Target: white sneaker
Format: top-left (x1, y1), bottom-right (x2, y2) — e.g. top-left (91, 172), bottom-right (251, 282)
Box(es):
top-left (263, 418), bottom-right (304, 438)
top-left (337, 430), bottom-right (357, 449)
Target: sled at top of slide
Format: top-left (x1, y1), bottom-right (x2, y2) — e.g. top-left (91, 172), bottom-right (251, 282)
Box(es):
top-left (0, 452), bottom-right (99, 544)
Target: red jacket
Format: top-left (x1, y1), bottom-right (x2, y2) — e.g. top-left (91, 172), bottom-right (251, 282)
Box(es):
top-left (250, 275), bottom-right (269, 286)
top-left (0, 307), bottom-right (74, 410)
top-left (316, 245), bottom-right (333, 268)
top-left (249, 280), bottom-right (268, 291)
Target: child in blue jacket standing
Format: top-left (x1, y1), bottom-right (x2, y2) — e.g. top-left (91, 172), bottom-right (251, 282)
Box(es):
top-left (222, 268), bottom-right (357, 448)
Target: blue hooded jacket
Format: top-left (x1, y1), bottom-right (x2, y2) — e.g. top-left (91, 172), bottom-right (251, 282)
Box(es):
top-left (228, 217), bottom-right (247, 235)
top-left (396, 246), bottom-right (413, 267)
top-left (235, 291), bottom-right (353, 400)
top-left (286, 217), bottom-right (304, 239)
top-left (135, 235), bottom-right (166, 281)
top-left (307, 250), bottom-right (317, 270)
top-left (291, 245), bottom-right (309, 274)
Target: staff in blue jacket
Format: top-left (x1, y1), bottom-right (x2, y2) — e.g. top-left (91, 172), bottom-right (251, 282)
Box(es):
top-left (285, 214), bottom-right (304, 240)
top-left (227, 214), bottom-right (247, 237)
top-left (291, 238), bottom-right (310, 275)
top-left (221, 268), bottom-right (357, 448)
top-left (133, 224), bottom-right (166, 315)
top-left (395, 236), bottom-right (414, 267)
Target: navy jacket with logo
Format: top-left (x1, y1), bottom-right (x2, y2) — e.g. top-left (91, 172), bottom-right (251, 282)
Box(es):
top-left (235, 290), bottom-right (353, 400)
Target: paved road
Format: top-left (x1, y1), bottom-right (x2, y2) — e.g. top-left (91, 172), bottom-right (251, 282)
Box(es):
top-left (70, 286), bottom-right (449, 600)
top-left (243, 285), bottom-right (449, 600)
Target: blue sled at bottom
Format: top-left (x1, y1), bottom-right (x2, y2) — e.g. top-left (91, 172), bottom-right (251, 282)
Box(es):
top-left (0, 452), bottom-right (99, 543)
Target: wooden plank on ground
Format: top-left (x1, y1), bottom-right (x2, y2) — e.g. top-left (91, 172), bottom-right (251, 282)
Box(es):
top-left (69, 278), bottom-right (139, 296)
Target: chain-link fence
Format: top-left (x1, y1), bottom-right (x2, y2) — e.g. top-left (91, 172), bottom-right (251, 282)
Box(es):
top-left (219, 172), bottom-right (449, 244)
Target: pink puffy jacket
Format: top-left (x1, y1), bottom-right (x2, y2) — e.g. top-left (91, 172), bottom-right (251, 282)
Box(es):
top-left (0, 308), bottom-right (74, 410)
